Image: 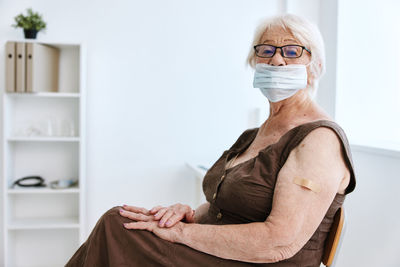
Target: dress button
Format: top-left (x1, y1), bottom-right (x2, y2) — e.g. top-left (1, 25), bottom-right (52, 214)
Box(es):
top-left (216, 212), bottom-right (222, 220)
top-left (220, 174), bottom-right (225, 181)
top-left (213, 193), bottom-right (217, 200)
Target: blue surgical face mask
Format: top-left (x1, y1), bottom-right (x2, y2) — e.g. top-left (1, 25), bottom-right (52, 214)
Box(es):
top-left (253, 63), bottom-right (308, 102)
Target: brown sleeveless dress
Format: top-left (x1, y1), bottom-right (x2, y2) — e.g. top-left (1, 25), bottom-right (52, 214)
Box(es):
top-left (66, 120), bottom-right (356, 267)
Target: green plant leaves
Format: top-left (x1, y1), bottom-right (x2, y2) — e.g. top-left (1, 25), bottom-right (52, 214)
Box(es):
top-left (12, 8), bottom-right (46, 31)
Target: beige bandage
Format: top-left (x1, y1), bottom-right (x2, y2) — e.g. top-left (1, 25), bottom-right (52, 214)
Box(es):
top-left (293, 177), bottom-right (321, 193)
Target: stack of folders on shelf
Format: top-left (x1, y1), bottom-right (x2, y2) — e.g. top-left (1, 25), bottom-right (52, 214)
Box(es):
top-left (5, 41), bottom-right (60, 93)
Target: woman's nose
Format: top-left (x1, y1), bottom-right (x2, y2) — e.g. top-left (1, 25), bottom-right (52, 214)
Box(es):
top-left (268, 48), bottom-right (286, 66)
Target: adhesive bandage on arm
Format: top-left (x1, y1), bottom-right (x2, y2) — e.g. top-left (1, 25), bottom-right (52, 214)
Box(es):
top-left (293, 177), bottom-right (321, 193)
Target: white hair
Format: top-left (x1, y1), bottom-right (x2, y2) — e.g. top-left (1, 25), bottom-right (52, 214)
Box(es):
top-left (247, 14), bottom-right (326, 95)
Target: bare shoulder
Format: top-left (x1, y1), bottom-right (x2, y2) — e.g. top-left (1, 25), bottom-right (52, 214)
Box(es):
top-left (290, 125), bottom-right (350, 192)
top-left (281, 123), bottom-right (347, 179)
top-left (297, 126), bottom-right (342, 152)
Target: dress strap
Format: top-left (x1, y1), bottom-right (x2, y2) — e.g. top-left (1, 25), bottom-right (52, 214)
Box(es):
top-left (227, 128), bottom-right (258, 153)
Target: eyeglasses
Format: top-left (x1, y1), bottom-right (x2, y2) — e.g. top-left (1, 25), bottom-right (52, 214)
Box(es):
top-left (254, 44), bottom-right (311, 58)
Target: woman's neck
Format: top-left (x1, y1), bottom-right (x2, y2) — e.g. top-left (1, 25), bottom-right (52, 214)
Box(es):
top-left (269, 90), bottom-right (310, 118)
top-left (259, 90), bottom-right (323, 135)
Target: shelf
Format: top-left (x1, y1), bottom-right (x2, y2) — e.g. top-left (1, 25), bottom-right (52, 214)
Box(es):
top-left (7, 217), bottom-right (80, 230)
top-left (6, 39), bottom-right (82, 47)
top-left (3, 40), bottom-right (86, 267)
top-left (7, 187), bottom-right (80, 194)
top-left (7, 136), bottom-right (80, 142)
top-left (6, 92), bottom-right (80, 98)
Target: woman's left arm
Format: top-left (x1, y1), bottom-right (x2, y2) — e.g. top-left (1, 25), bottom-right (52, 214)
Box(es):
top-left (125, 127), bottom-right (349, 263)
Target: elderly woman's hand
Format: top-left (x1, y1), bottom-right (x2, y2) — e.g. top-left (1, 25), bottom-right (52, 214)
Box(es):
top-left (123, 220), bottom-right (184, 243)
top-left (119, 205), bottom-right (154, 222)
top-left (118, 205), bottom-right (184, 243)
top-left (119, 203), bottom-right (195, 228)
top-left (149, 203), bottom-right (195, 227)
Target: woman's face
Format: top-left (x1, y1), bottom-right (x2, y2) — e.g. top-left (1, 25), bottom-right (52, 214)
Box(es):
top-left (256, 27), bottom-right (311, 66)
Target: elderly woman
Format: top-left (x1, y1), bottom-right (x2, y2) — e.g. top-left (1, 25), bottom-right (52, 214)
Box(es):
top-left (67, 14), bottom-right (355, 266)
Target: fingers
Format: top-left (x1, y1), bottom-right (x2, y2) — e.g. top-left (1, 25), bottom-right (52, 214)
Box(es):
top-left (121, 203), bottom-right (193, 227)
top-left (158, 209), bottom-right (174, 227)
top-left (119, 208), bottom-right (153, 222)
top-left (149, 205), bottom-right (163, 214)
top-left (153, 208), bottom-right (168, 220)
top-left (159, 209), bottom-right (185, 227)
top-left (124, 221), bottom-right (154, 231)
top-left (185, 209), bottom-right (195, 223)
top-left (123, 220), bottom-right (179, 243)
top-left (122, 204), bottom-right (150, 215)
top-left (164, 213), bottom-right (182, 227)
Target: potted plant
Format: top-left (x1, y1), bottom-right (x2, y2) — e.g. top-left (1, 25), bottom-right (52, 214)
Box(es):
top-left (12, 8), bottom-right (46, 39)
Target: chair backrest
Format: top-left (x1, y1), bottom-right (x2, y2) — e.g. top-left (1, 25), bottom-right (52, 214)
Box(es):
top-left (322, 206), bottom-right (346, 266)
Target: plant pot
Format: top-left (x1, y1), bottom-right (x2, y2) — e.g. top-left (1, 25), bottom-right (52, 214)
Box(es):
top-left (24, 29), bottom-right (38, 39)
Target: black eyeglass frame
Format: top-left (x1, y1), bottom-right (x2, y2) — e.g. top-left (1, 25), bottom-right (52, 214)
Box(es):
top-left (253, 44), bottom-right (312, 58)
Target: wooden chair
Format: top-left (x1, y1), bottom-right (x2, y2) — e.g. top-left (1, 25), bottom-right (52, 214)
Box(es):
top-left (322, 206), bottom-right (346, 266)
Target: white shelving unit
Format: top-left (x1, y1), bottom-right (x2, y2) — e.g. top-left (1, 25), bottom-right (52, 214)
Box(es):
top-left (1, 41), bottom-right (86, 267)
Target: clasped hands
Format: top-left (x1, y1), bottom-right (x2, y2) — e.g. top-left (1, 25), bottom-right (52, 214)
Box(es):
top-left (119, 203), bottom-right (195, 243)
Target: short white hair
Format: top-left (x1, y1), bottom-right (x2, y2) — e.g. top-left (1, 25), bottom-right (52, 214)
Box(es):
top-left (247, 14), bottom-right (326, 94)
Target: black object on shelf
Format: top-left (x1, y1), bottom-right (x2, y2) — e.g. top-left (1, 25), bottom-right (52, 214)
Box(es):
top-left (12, 176), bottom-right (46, 187)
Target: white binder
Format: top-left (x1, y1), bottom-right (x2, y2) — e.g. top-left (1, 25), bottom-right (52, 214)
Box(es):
top-left (26, 43), bottom-right (60, 92)
top-left (16, 42), bottom-right (26, 92)
top-left (5, 41), bottom-right (16, 92)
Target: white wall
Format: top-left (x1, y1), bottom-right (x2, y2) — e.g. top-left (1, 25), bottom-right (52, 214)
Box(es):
top-left (0, 0), bottom-right (283, 263)
top-left (336, 0), bottom-right (400, 147)
top-left (328, 1), bottom-right (400, 265)
top-left (337, 148), bottom-right (400, 267)
top-left (316, 0), bottom-right (338, 118)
